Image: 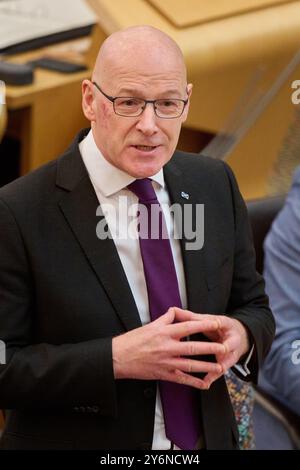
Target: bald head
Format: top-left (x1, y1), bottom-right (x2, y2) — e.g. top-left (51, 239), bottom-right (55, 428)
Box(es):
top-left (92, 25), bottom-right (187, 88)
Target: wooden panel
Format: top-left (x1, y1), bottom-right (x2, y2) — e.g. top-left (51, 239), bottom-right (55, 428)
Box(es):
top-left (5, 36), bottom-right (92, 173)
top-left (147, 0), bottom-right (295, 28)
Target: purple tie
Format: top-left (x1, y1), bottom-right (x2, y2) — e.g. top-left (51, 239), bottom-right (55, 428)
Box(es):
top-left (127, 178), bottom-right (201, 450)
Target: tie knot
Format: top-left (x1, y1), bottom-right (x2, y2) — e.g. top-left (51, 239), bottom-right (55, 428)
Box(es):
top-left (127, 178), bottom-right (158, 203)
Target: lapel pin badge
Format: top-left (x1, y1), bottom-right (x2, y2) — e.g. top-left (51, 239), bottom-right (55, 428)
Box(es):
top-left (181, 191), bottom-right (190, 200)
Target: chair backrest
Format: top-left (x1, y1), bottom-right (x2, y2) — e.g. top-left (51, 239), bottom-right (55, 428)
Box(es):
top-left (246, 195), bottom-right (286, 274)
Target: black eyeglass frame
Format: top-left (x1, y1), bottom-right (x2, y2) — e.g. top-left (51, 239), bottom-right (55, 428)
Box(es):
top-left (92, 81), bottom-right (189, 119)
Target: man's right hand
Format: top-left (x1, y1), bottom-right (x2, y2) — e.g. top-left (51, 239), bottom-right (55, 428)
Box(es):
top-left (112, 308), bottom-right (225, 390)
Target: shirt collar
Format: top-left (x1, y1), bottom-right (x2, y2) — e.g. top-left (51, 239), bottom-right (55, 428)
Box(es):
top-left (79, 129), bottom-right (165, 197)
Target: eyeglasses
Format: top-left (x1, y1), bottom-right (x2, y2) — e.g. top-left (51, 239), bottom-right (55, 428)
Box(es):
top-left (92, 81), bottom-right (188, 119)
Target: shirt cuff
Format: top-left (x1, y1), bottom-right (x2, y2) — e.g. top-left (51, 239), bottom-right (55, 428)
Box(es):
top-left (233, 344), bottom-right (254, 377)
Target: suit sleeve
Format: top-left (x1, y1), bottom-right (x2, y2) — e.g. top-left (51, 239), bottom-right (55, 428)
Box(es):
top-left (222, 163), bottom-right (276, 383)
top-left (0, 198), bottom-right (117, 415)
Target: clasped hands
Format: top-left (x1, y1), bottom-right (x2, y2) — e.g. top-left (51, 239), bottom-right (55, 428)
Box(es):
top-left (112, 307), bottom-right (250, 390)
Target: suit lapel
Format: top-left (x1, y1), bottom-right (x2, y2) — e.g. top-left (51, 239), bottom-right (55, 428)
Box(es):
top-left (56, 133), bottom-right (141, 332)
top-left (164, 157), bottom-right (208, 313)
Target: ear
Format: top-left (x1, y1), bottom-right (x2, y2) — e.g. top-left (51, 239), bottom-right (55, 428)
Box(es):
top-left (181, 83), bottom-right (193, 123)
top-left (82, 79), bottom-right (96, 122)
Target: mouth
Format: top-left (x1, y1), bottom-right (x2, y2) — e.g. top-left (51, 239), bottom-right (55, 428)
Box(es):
top-left (132, 145), bottom-right (159, 152)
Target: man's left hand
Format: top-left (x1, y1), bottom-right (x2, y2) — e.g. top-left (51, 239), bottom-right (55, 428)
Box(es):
top-left (172, 307), bottom-right (250, 389)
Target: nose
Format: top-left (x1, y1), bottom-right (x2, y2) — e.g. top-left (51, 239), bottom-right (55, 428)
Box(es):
top-left (135, 102), bottom-right (158, 136)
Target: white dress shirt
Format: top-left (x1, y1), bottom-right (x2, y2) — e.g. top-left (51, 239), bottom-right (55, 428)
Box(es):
top-left (79, 130), bottom-right (252, 449)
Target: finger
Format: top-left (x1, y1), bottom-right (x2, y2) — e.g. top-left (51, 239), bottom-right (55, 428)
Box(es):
top-left (172, 307), bottom-right (196, 322)
top-left (168, 358), bottom-right (223, 374)
top-left (172, 340), bottom-right (226, 356)
top-left (166, 369), bottom-right (210, 390)
top-left (212, 315), bottom-right (235, 330)
top-left (222, 336), bottom-right (240, 354)
top-left (202, 370), bottom-right (224, 389)
top-left (172, 309), bottom-right (241, 343)
top-left (202, 351), bottom-right (243, 389)
top-left (154, 307), bottom-right (175, 325)
top-left (173, 307), bottom-right (218, 324)
top-left (168, 319), bottom-right (220, 339)
top-left (173, 307), bottom-right (233, 329)
top-left (218, 351), bottom-right (239, 371)
top-left (173, 310), bottom-right (243, 339)
top-left (220, 328), bottom-right (242, 354)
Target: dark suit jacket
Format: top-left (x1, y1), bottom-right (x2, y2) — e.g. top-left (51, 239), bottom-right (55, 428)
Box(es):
top-left (0, 129), bottom-right (275, 450)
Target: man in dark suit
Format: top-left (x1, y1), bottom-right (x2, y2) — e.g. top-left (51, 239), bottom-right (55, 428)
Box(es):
top-left (0, 25), bottom-right (274, 450)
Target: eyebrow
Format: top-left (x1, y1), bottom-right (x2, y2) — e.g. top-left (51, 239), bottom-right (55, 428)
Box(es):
top-left (116, 88), bottom-right (183, 98)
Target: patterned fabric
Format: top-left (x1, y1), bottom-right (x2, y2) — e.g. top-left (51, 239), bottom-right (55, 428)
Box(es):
top-left (225, 370), bottom-right (255, 449)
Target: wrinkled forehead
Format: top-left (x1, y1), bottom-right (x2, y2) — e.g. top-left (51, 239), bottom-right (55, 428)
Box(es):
top-left (98, 53), bottom-right (187, 97)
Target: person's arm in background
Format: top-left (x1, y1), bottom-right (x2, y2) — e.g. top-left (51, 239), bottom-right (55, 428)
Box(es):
top-left (261, 167), bottom-right (300, 416)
